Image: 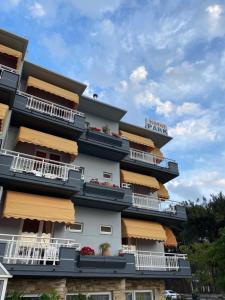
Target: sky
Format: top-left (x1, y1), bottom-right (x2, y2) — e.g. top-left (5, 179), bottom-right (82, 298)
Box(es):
top-left (1, 0), bottom-right (225, 202)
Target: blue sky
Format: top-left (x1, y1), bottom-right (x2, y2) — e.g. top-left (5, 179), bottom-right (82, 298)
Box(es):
top-left (1, 0), bottom-right (225, 202)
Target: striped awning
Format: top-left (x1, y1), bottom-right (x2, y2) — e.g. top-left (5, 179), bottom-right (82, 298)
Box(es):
top-left (27, 76), bottom-right (79, 105)
top-left (0, 44), bottom-right (22, 69)
top-left (17, 126), bottom-right (78, 156)
top-left (121, 169), bottom-right (159, 190)
top-left (122, 218), bottom-right (166, 241)
top-left (164, 227), bottom-right (177, 247)
top-left (0, 103), bottom-right (9, 131)
top-left (158, 183), bottom-right (169, 200)
top-left (3, 191), bottom-right (75, 224)
top-left (120, 130), bottom-right (155, 149)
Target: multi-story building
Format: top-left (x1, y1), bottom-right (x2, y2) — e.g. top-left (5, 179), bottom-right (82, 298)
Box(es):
top-left (0, 29), bottom-right (191, 300)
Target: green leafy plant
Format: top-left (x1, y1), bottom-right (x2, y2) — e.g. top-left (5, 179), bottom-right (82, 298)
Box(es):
top-left (99, 242), bottom-right (111, 256)
top-left (40, 290), bottom-right (60, 300)
top-left (102, 125), bottom-right (110, 134)
top-left (6, 291), bottom-right (24, 300)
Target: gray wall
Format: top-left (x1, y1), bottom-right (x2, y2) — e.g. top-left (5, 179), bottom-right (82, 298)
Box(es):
top-left (4, 126), bottom-right (18, 150)
top-left (75, 153), bottom-right (120, 185)
top-left (0, 219), bottom-right (21, 236)
top-left (85, 112), bottom-right (119, 133)
top-left (54, 206), bottom-right (122, 255)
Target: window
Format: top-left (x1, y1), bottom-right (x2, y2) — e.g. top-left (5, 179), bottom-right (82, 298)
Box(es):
top-left (67, 223), bottom-right (83, 233)
top-left (100, 225), bottom-right (112, 235)
top-left (21, 220), bottom-right (53, 236)
top-left (103, 172), bottom-right (112, 182)
top-left (35, 149), bottom-right (61, 162)
top-left (49, 153), bottom-right (61, 161)
top-left (21, 296), bottom-right (40, 300)
top-left (66, 293), bottom-right (111, 300)
top-left (125, 291), bottom-right (153, 300)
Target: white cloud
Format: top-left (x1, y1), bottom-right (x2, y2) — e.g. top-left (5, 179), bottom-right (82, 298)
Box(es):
top-left (206, 4), bottom-right (223, 19)
top-left (29, 2), bottom-right (46, 18)
top-left (176, 102), bottom-right (202, 116)
top-left (42, 33), bottom-right (71, 61)
top-left (130, 66), bottom-right (148, 83)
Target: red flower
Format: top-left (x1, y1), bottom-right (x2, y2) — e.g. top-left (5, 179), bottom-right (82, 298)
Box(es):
top-left (80, 246), bottom-right (95, 256)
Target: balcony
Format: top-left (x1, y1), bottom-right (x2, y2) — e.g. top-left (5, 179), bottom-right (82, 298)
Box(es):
top-left (0, 234), bottom-right (191, 279)
top-left (123, 193), bottom-right (187, 224)
top-left (11, 91), bottom-right (85, 139)
top-left (0, 234), bottom-right (80, 266)
top-left (122, 247), bottom-right (191, 278)
top-left (74, 178), bottom-right (132, 211)
top-left (121, 148), bottom-right (179, 183)
top-left (78, 128), bottom-right (130, 161)
top-left (0, 64), bottom-right (19, 100)
top-left (0, 149), bottom-right (82, 197)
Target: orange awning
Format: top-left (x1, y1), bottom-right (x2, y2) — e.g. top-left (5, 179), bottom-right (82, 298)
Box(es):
top-left (164, 227), bottom-right (178, 247)
top-left (17, 126), bottom-right (78, 156)
top-left (122, 218), bottom-right (166, 241)
top-left (3, 191), bottom-right (75, 224)
top-left (0, 44), bottom-right (22, 69)
top-left (121, 169), bottom-right (159, 190)
top-left (158, 183), bottom-right (169, 200)
top-left (27, 76), bottom-right (79, 105)
top-left (0, 103), bottom-right (9, 131)
top-left (120, 130), bottom-right (155, 149)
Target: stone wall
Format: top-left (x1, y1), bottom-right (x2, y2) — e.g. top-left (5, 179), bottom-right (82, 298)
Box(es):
top-left (7, 278), bottom-right (165, 300)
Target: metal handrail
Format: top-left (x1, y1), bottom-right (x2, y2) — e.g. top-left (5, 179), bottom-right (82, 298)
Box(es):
top-left (0, 64), bottom-right (18, 74)
top-left (0, 149), bottom-right (81, 181)
top-left (132, 193), bottom-right (177, 213)
top-left (122, 247), bottom-right (187, 271)
top-left (130, 148), bottom-right (176, 168)
top-left (17, 91), bottom-right (84, 122)
top-left (0, 234), bottom-right (80, 265)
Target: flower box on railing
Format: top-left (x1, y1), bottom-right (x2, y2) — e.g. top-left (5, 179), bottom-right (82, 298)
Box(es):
top-left (78, 254), bottom-right (127, 269)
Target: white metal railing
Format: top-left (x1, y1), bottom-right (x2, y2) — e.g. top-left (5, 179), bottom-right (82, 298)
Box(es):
top-left (130, 148), bottom-right (175, 168)
top-left (132, 193), bottom-right (176, 213)
top-left (0, 64), bottom-right (18, 75)
top-left (17, 91), bottom-right (84, 122)
top-left (0, 234), bottom-right (80, 265)
top-left (0, 149), bottom-right (81, 181)
top-left (122, 247), bottom-right (187, 271)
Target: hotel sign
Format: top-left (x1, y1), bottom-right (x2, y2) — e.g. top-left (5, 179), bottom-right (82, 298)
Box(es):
top-left (145, 118), bottom-right (168, 136)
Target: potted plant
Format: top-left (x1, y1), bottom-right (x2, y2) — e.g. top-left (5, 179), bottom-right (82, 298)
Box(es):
top-left (99, 242), bottom-right (111, 256)
top-left (102, 125), bottom-right (110, 134)
top-left (80, 246), bottom-right (95, 256)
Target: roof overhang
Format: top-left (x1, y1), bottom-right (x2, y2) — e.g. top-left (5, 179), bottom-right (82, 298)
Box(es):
top-left (79, 95), bottom-right (127, 122)
top-left (0, 28), bottom-right (28, 60)
top-left (120, 121), bottom-right (172, 148)
top-left (22, 61), bottom-right (87, 95)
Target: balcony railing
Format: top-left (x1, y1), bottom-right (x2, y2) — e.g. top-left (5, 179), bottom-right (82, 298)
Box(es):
top-left (0, 64), bottom-right (18, 75)
top-left (0, 149), bottom-right (81, 181)
top-left (132, 193), bottom-right (176, 213)
top-left (130, 148), bottom-right (175, 168)
top-left (17, 91), bottom-right (84, 122)
top-left (0, 234), bottom-right (80, 265)
top-left (122, 247), bottom-right (187, 271)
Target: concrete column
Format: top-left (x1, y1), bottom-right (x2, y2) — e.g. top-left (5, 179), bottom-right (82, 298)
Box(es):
top-left (113, 279), bottom-right (126, 300)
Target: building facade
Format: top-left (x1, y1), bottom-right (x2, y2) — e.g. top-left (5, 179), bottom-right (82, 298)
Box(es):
top-left (0, 29), bottom-right (191, 300)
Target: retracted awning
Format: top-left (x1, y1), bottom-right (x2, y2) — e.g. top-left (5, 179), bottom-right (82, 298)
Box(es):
top-left (0, 104), bottom-right (9, 131)
top-left (164, 226), bottom-right (177, 247)
top-left (158, 183), bottom-right (169, 200)
top-left (17, 126), bottom-right (78, 156)
top-left (121, 169), bottom-right (159, 190)
top-left (120, 130), bottom-right (155, 149)
top-left (27, 76), bottom-right (79, 105)
top-left (0, 44), bottom-right (22, 69)
top-left (122, 218), bottom-right (167, 241)
top-left (3, 191), bottom-right (75, 224)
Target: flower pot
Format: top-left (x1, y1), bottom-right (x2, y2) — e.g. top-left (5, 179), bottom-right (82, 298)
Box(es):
top-left (102, 248), bottom-right (111, 256)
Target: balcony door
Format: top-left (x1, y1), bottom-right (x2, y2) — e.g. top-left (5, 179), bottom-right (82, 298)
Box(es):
top-left (20, 219), bottom-right (53, 241)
